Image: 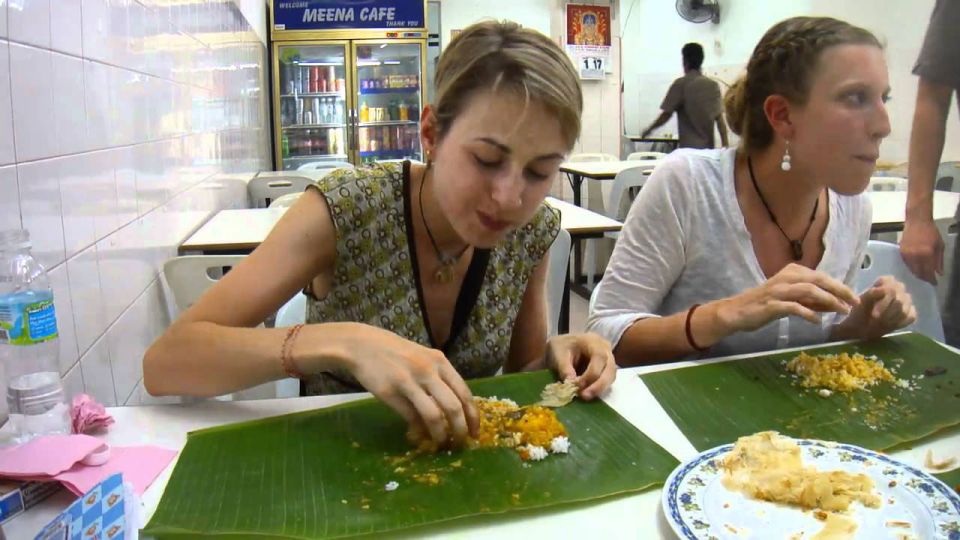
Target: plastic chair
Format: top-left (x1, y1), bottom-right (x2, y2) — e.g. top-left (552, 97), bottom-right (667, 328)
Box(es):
top-left (269, 192), bottom-right (303, 209)
top-left (584, 165), bottom-right (654, 288)
top-left (855, 240), bottom-right (944, 341)
top-left (568, 152), bottom-right (618, 162)
top-left (869, 176), bottom-right (908, 192)
top-left (546, 228), bottom-right (572, 337)
top-left (297, 161), bottom-right (354, 171)
top-left (160, 255), bottom-right (292, 400)
top-left (936, 161), bottom-right (960, 192)
top-left (626, 151), bottom-right (667, 161)
top-left (248, 175), bottom-right (315, 208)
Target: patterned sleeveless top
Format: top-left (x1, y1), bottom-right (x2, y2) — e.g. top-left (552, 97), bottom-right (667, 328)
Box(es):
top-left (302, 161), bottom-right (561, 395)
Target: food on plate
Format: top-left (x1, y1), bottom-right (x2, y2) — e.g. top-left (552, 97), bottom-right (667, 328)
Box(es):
top-left (721, 431), bottom-right (881, 513)
top-left (785, 352), bottom-right (900, 392)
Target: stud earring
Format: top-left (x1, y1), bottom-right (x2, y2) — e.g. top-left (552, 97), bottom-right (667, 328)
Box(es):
top-left (781, 141), bottom-right (792, 172)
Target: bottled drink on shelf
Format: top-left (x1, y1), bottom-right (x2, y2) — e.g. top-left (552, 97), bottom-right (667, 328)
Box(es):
top-left (295, 98), bottom-right (304, 125)
top-left (399, 100), bottom-right (409, 121)
top-left (359, 127), bottom-right (369, 152)
top-left (359, 102), bottom-right (369, 123)
top-left (0, 229), bottom-right (70, 443)
top-left (281, 132), bottom-right (289, 158)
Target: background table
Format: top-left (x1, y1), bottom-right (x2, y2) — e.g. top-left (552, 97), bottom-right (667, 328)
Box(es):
top-left (559, 160), bottom-right (662, 207)
top-left (179, 199), bottom-right (622, 333)
top-left (6, 335), bottom-right (957, 539)
top-left (868, 190), bottom-right (959, 233)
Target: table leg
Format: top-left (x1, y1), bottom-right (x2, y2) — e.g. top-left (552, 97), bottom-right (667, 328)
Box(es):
top-left (559, 258), bottom-right (571, 334)
top-left (570, 174), bottom-right (585, 285)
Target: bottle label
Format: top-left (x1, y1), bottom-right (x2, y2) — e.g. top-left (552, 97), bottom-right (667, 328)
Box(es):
top-left (0, 299), bottom-right (58, 345)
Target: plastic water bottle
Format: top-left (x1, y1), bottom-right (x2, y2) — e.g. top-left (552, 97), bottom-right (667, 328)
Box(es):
top-left (0, 230), bottom-right (70, 443)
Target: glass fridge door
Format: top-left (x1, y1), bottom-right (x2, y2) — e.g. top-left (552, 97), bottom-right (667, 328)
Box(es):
top-left (352, 41), bottom-right (424, 165)
top-left (276, 43), bottom-right (350, 170)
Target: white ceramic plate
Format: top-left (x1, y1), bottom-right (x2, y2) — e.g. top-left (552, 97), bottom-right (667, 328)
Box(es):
top-left (662, 438), bottom-right (960, 539)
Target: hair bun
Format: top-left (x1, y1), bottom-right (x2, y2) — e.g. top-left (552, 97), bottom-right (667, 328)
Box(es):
top-left (723, 77), bottom-right (748, 137)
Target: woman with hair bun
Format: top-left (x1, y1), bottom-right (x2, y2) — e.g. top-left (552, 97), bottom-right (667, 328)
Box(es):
top-left (588, 16), bottom-right (916, 365)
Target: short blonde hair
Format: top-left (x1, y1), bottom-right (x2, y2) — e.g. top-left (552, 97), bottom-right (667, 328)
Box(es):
top-left (724, 16), bottom-right (882, 154)
top-left (433, 20), bottom-right (583, 149)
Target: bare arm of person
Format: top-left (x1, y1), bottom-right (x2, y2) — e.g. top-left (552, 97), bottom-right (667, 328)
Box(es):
top-left (641, 110), bottom-right (673, 138)
top-left (143, 188), bottom-right (479, 445)
top-left (900, 77), bottom-right (954, 284)
top-left (613, 264), bottom-right (859, 365)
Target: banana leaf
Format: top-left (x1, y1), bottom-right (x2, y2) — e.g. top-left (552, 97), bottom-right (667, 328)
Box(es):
top-left (935, 469), bottom-right (960, 494)
top-left (142, 370), bottom-right (678, 539)
top-left (640, 332), bottom-right (960, 452)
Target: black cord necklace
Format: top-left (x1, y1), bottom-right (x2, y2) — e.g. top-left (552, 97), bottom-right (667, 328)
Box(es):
top-left (747, 156), bottom-right (819, 261)
top-left (418, 164), bottom-right (469, 283)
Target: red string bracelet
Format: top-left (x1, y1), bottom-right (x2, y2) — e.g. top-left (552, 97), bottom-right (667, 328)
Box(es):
top-left (685, 304), bottom-right (709, 353)
top-left (280, 324), bottom-right (306, 379)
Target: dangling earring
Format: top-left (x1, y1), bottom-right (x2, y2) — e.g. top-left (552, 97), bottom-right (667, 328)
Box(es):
top-left (781, 141), bottom-right (792, 172)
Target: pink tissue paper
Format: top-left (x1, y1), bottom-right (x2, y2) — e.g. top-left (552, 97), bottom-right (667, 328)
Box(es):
top-left (71, 393), bottom-right (115, 434)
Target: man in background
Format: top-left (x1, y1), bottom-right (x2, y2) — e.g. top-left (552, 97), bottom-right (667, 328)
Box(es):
top-left (641, 43), bottom-right (728, 149)
top-left (899, 0), bottom-right (960, 344)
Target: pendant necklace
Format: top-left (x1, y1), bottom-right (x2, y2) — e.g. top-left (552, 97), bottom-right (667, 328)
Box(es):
top-left (419, 165), bottom-right (469, 283)
top-left (747, 156), bottom-right (819, 261)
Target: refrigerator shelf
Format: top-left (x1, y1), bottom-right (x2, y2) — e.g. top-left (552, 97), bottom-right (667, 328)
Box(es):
top-left (360, 149), bottom-right (417, 158)
top-left (359, 87), bottom-right (419, 95)
top-left (281, 92), bottom-right (344, 99)
top-left (284, 154), bottom-right (350, 160)
top-left (283, 123), bottom-right (346, 129)
top-left (358, 120), bottom-right (418, 127)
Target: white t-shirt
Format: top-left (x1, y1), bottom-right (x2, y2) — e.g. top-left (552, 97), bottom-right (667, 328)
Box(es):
top-left (586, 147), bottom-right (871, 358)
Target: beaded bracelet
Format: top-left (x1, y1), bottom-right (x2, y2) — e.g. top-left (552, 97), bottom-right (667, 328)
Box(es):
top-left (280, 323), bottom-right (306, 379)
top-left (685, 304), bottom-right (709, 353)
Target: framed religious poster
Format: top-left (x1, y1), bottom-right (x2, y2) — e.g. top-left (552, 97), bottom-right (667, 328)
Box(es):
top-left (565, 4), bottom-right (612, 80)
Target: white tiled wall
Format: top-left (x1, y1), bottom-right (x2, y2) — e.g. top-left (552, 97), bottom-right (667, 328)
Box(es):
top-left (1, 0), bottom-right (269, 412)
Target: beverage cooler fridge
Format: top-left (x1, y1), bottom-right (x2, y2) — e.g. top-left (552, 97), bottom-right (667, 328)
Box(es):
top-left (270, 1), bottom-right (428, 170)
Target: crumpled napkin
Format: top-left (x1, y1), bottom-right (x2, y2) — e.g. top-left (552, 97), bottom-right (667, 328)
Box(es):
top-left (71, 393), bottom-right (115, 434)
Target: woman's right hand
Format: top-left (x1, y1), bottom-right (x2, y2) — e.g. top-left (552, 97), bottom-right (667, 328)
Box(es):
top-left (322, 323), bottom-right (480, 447)
top-left (714, 263), bottom-right (861, 334)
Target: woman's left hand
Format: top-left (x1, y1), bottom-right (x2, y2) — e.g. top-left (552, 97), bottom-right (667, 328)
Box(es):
top-left (838, 276), bottom-right (917, 340)
top-left (544, 333), bottom-right (617, 400)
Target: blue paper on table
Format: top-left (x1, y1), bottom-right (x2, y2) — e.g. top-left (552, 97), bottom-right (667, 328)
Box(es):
top-left (34, 473), bottom-right (126, 540)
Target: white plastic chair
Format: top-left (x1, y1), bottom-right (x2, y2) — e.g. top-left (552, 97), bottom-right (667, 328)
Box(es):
top-left (869, 176), bottom-right (908, 192)
top-left (626, 151), bottom-right (667, 161)
top-left (160, 255), bottom-right (291, 400)
top-left (855, 240), bottom-right (944, 341)
top-left (584, 165), bottom-right (654, 288)
top-left (268, 192), bottom-right (303, 209)
top-left (568, 152), bottom-right (618, 162)
top-left (546, 228), bottom-right (572, 337)
top-left (248, 175), bottom-right (315, 208)
top-left (297, 161), bottom-right (354, 171)
top-left (936, 161), bottom-right (960, 192)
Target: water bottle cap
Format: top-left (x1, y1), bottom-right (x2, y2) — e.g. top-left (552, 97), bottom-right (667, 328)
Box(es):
top-left (0, 229), bottom-right (31, 251)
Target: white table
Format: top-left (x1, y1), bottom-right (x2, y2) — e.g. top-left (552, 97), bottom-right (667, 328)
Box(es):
top-left (178, 200), bottom-right (621, 334)
top-left (178, 199), bottom-right (621, 255)
top-left (559, 160), bottom-right (663, 207)
top-left (7, 337), bottom-right (958, 538)
top-left (256, 170), bottom-right (334, 182)
top-left (868, 190), bottom-right (959, 233)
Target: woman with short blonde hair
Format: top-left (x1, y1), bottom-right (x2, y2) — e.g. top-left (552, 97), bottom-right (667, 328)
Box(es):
top-left (145, 21), bottom-right (615, 447)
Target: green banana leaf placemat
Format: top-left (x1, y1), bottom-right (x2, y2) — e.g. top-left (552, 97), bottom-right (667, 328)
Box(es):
top-left (935, 468), bottom-right (960, 494)
top-left (142, 370), bottom-right (678, 539)
top-left (640, 332), bottom-right (960, 452)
